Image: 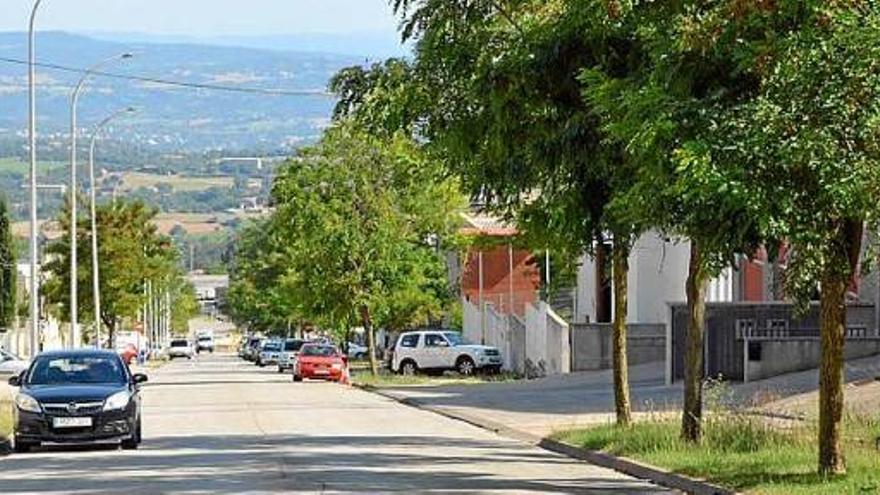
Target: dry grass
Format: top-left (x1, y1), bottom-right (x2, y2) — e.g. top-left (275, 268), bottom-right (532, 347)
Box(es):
top-left (0, 383), bottom-right (13, 442)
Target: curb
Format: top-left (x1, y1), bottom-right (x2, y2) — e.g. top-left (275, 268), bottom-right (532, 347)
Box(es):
top-left (354, 383), bottom-right (738, 495)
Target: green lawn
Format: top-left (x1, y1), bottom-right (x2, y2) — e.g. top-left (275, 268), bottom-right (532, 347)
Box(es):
top-left (351, 367), bottom-right (520, 388)
top-left (554, 414), bottom-right (880, 495)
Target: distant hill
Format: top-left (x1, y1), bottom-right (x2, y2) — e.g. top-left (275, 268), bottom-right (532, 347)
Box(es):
top-left (0, 31), bottom-right (373, 152)
top-left (86, 31), bottom-right (410, 59)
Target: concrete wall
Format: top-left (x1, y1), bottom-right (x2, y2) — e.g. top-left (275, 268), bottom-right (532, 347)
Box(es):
top-left (525, 301), bottom-right (570, 376)
top-left (670, 302), bottom-right (880, 382)
top-left (508, 315), bottom-right (526, 374)
top-left (747, 339), bottom-right (880, 381)
top-left (571, 323), bottom-right (666, 371)
top-left (575, 232), bottom-right (733, 325)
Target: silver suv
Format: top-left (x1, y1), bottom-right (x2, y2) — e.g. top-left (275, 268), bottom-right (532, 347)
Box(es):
top-left (391, 331), bottom-right (503, 376)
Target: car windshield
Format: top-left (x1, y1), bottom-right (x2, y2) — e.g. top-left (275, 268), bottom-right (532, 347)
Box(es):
top-left (28, 355), bottom-right (126, 385)
top-left (263, 343), bottom-right (281, 352)
top-left (300, 345), bottom-right (338, 357)
top-left (284, 340), bottom-right (304, 351)
top-left (171, 340), bottom-right (189, 347)
top-left (198, 336), bottom-right (211, 342)
top-left (443, 332), bottom-right (469, 346)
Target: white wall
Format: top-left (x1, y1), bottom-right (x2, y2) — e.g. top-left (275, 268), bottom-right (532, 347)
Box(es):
top-left (575, 232), bottom-right (735, 325)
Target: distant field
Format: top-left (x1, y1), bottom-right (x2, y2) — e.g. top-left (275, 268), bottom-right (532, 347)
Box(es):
top-left (153, 211), bottom-right (266, 236)
top-left (0, 157), bottom-right (67, 174)
top-left (119, 172), bottom-right (234, 192)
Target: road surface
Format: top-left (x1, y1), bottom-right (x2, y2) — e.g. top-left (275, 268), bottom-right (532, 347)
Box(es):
top-left (0, 355), bottom-right (671, 494)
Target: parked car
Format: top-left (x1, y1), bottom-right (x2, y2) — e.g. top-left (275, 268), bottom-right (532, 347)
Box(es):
top-left (390, 331), bottom-right (503, 376)
top-left (347, 341), bottom-right (368, 360)
top-left (256, 340), bottom-right (282, 368)
top-left (277, 339), bottom-right (305, 373)
top-left (8, 349), bottom-right (147, 453)
top-left (196, 334), bottom-right (214, 353)
top-left (118, 344), bottom-right (139, 366)
top-left (167, 339), bottom-right (194, 360)
top-left (0, 349), bottom-right (28, 377)
top-left (242, 337), bottom-right (263, 362)
top-left (293, 344), bottom-right (347, 382)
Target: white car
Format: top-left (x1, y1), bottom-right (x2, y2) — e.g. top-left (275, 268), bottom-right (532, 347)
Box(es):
top-left (277, 339), bottom-right (305, 373)
top-left (0, 349), bottom-right (28, 377)
top-left (347, 341), bottom-right (368, 360)
top-left (391, 331), bottom-right (503, 376)
top-left (167, 339), bottom-right (194, 360)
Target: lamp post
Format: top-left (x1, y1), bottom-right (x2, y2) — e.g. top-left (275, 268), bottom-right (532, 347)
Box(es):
top-left (69, 53), bottom-right (132, 349)
top-left (88, 107), bottom-right (136, 348)
top-left (27, 0), bottom-right (45, 358)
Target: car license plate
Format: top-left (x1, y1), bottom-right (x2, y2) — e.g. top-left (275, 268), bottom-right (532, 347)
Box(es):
top-left (314, 369), bottom-right (329, 375)
top-left (53, 417), bottom-right (92, 428)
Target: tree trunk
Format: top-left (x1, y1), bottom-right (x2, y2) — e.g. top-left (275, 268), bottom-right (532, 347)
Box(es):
top-left (360, 305), bottom-right (379, 376)
top-left (612, 241), bottom-right (633, 427)
top-left (818, 219), bottom-right (862, 476)
top-left (595, 235), bottom-right (611, 323)
top-left (681, 241), bottom-right (709, 443)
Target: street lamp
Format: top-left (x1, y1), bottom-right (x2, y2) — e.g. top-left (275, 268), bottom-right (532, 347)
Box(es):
top-left (28, 0), bottom-right (45, 358)
top-left (88, 107), bottom-right (136, 348)
top-left (68, 52), bottom-right (133, 349)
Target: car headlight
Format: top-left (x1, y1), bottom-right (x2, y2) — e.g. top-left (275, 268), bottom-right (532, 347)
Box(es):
top-left (15, 393), bottom-right (41, 413)
top-left (103, 391), bottom-right (131, 411)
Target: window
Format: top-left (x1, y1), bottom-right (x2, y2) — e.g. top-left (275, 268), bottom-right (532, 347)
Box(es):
top-left (170, 340), bottom-right (189, 348)
top-left (28, 356), bottom-right (126, 385)
top-left (300, 345), bottom-right (338, 357)
top-left (748, 342), bottom-right (762, 361)
top-left (284, 340), bottom-right (305, 352)
top-left (424, 334), bottom-right (449, 348)
top-left (399, 334), bottom-right (419, 348)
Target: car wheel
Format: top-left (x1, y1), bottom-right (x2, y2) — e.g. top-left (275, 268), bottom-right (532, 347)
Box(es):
top-left (293, 374), bottom-right (303, 382)
top-left (122, 419), bottom-right (141, 450)
top-left (456, 356), bottom-right (476, 376)
top-left (355, 352), bottom-right (365, 360)
top-left (400, 360), bottom-right (418, 376)
top-left (277, 367), bottom-right (284, 374)
top-left (13, 437), bottom-right (36, 454)
top-left (258, 362), bottom-right (266, 368)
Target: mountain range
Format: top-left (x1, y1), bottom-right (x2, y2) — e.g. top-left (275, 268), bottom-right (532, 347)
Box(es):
top-left (0, 31), bottom-right (393, 152)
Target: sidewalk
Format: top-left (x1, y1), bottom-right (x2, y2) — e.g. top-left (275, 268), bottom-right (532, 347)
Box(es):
top-left (376, 354), bottom-right (880, 438)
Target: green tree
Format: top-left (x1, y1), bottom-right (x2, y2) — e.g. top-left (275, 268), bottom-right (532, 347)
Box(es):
top-left (43, 200), bottom-right (179, 347)
top-left (170, 281), bottom-right (199, 336)
top-left (0, 196), bottom-right (16, 331)
top-left (270, 125), bottom-right (463, 374)
top-left (340, 0), bottom-right (648, 425)
top-left (701, 4), bottom-right (880, 474)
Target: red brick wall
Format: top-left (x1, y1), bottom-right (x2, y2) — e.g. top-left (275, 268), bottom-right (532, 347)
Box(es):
top-left (461, 245), bottom-right (540, 317)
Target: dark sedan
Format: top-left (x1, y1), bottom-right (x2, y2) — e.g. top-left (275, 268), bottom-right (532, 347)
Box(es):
top-left (8, 349), bottom-right (148, 453)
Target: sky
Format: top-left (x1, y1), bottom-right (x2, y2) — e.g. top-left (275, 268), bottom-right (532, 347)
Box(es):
top-left (2, 0), bottom-right (400, 36)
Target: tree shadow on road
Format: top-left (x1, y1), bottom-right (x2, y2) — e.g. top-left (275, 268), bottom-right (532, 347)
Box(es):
top-left (0, 433), bottom-right (670, 494)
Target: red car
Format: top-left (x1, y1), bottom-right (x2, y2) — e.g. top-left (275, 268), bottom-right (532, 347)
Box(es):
top-left (293, 344), bottom-right (347, 382)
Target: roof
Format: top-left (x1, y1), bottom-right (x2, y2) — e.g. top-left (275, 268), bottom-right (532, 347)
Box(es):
top-left (458, 212), bottom-right (518, 237)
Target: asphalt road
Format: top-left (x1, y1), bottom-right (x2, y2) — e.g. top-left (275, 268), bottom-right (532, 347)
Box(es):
top-left (0, 354), bottom-right (671, 494)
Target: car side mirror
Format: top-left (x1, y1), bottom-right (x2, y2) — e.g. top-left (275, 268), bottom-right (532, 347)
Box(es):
top-left (132, 373), bottom-right (149, 384)
top-left (7, 375), bottom-right (20, 387)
